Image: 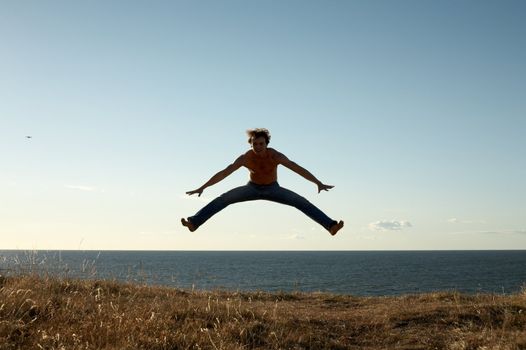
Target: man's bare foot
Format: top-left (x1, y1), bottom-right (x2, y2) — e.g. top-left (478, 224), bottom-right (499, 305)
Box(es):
top-left (329, 220), bottom-right (344, 236)
top-left (181, 218), bottom-right (196, 232)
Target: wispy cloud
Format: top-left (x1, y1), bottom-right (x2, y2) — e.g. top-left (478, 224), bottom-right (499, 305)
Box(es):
top-left (65, 185), bottom-right (97, 192)
top-left (449, 229), bottom-right (526, 235)
top-left (178, 194), bottom-right (212, 202)
top-left (368, 220), bottom-right (412, 231)
top-left (282, 233), bottom-right (306, 240)
top-left (447, 218), bottom-right (486, 224)
top-left (481, 229), bottom-right (526, 235)
top-left (138, 230), bottom-right (174, 236)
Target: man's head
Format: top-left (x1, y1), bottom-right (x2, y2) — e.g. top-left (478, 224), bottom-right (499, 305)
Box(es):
top-left (246, 128), bottom-right (271, 145)
top-left (247, 128), bottom-right (271, 154)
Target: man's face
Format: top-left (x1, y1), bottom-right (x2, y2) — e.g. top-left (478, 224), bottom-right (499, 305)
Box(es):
top-left (251, 136), bottom-right (267, 154)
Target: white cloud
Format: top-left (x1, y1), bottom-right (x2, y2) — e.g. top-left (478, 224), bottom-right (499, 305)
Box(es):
top-left (368, 220), bottom-right (412, 231)
top-left (449, 229), bottom-right (526, 235)
top-left (447, 218), bottom-right (486, 224)
top-left (178, 194), bottom-right (212, 202)
top-left (283, 233), bottom-right (306, 240)
top-left (482, 229), bottom-right (526, 235)
top-left (65, 185), bottom-right (97, 192)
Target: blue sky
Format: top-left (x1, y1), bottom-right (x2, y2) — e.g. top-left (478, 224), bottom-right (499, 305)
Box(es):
top-left (1, 0), bottom-right (525, 250)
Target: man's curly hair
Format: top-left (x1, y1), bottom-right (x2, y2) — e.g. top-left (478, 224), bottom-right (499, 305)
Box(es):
top-left (246, 128), bottom-right (271, 145)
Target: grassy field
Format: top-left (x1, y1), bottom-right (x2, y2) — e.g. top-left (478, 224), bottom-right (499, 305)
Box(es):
top-left (1, 274), bottom-right (525, 349)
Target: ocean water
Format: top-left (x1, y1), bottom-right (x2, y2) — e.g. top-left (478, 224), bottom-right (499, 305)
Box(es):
top-left (1, 250), bottom-right (525, 296)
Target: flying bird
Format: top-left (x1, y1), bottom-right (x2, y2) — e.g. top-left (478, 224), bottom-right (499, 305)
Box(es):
top-left (25, 136), bottom-right (32, 139)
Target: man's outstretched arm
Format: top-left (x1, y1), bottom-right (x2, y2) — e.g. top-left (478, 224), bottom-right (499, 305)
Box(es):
top-left (276, 152), bottom-right (334, 193)
top-left (186, 155), bottom-right (245, 196)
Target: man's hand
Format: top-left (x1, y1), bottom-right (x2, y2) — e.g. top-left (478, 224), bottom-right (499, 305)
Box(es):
top-left (186, 188), bottom-right (204, 197)
top-left (317, 183), bottom-right (334, 193)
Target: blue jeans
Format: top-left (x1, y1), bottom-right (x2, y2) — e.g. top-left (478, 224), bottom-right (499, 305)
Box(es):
top-left (188, 181), bottom-right (337, 231)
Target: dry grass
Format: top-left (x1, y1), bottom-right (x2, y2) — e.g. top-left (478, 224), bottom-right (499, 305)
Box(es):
top-left (1, 274), bottom-right (526, 349)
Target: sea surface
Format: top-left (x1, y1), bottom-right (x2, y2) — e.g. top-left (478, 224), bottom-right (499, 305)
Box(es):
top-left (1, 250), bottom-right (525, 296)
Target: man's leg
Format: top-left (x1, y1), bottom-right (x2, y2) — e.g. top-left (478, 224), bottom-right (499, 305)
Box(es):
top-left (182, 183), bottom-right (259, 231)
top-left (264, 183), bottom-right (344, 235)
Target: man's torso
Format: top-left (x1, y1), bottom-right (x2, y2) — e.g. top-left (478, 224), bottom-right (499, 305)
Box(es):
top-left (243, 148), bottom-right (279, 184)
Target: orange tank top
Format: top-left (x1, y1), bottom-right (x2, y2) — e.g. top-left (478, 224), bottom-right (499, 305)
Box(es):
top-left (244, 149), bottom-right (279, 184)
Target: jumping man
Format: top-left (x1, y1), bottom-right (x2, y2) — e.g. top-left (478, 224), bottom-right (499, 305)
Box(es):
top-left (181, 128), bottom-right (344, 235)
